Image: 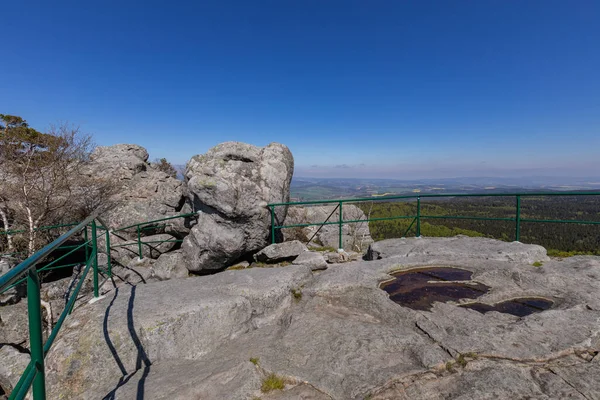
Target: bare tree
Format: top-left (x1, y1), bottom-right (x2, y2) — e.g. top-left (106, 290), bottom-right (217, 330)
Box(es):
top-left (0, 115), bottom-right (93, 257)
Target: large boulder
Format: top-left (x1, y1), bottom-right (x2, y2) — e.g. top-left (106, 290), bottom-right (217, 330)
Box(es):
top-left (283, 205), bottom-right (373, 252)
top-left (182, 142), bottom-right (294, 272)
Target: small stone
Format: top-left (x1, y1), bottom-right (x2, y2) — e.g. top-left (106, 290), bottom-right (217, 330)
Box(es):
top-left (254, 240), bottom-right (307, 263)
top-left (292, 251), bottom-right (328, 271)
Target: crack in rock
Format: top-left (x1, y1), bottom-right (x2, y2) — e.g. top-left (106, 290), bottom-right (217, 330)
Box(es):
top-left (547, 367), bottom-right (592, 400)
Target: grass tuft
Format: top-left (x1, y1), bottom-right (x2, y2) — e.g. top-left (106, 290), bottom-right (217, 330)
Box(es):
top-left (309, 246), bottom-right (337, 252)
top-left (261, 373), bottom-right (285, 393)
top-left (291, 288), bottom-right (302, 301)
top-left (532, 261), bottom-right (544, 267)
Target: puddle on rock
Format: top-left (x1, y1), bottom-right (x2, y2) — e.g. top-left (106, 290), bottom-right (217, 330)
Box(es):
top-left (380, 267), bottom-right (490, 311)
top-left (460, 298), bottom-right (554, 317)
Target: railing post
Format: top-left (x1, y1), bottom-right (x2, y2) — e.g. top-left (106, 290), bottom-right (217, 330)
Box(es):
top-left (137, 225), bottom-right (143, 259)
top-left (84, 227), bottom-right (89, 261)
top-left (105, 229), bottom-right (112, 277)
top-left (271, 206), bottom-right (275, 244)
top-left (91, 220), bottom-right (99, 298)
top-left (416, 197), bottom-right (421, 237)
top-left (27, 269), bottom-right (47, 399)
top-left (338, 201), bottom-right (343, 251)
top-left (515, 195), bottom-right (521, 242)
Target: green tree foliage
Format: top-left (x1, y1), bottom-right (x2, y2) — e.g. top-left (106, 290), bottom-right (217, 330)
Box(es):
top-left (359, 196), bottom-right (600, 255)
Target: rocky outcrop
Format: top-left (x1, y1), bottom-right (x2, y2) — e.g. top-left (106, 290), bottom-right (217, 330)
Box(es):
top-left (87, 144), bottom-right (189, 233)
top-left (42, 237), bottom-right (600, 399)
top-left (85, 144), bottom-right (191, 266)
top-left (283, 205), bottom-right (373, 252)
top-left (182, 142), bottom-right (294, 272)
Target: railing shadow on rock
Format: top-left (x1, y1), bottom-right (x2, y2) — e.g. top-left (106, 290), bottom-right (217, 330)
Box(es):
top-left (0, 211), bottom-right (196, 399)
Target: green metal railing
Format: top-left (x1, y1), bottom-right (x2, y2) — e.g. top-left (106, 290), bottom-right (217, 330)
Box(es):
top-left (0, 223), bottom-right (80, 260)
top-left (0, 212), bottom-right (195, 399)
top-left (268, 192), bottom-right (600, 249)
top-left (0, 211), bottom-right (106, 400)
top-left (109, 212), bottom-right (197, 259)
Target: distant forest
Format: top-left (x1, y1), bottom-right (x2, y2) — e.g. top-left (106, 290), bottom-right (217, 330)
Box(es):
top-left (357, 195), bottom-right (600, 256)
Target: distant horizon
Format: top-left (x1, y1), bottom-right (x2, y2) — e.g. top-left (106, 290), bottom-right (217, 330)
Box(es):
top-left (292, 175), bottom-right (600, 182)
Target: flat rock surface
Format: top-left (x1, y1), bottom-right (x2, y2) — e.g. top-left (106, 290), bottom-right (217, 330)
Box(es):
top-left (366, 236), bottom-right (550, 264)
top-left (38, 237), bottom-right (600, 399)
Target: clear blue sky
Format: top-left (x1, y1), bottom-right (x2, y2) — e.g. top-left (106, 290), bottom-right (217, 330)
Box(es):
top-left (2, 1), bottom-right (599, 179)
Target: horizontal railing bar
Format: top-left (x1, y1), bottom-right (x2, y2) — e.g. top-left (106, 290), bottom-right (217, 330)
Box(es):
top-left (274, 214), bottom-right (600, 233)
top-left (421, 215), bottom-right (516, 222)
top-left (0, 210), bottom-right (99, 292)
top-left (520, 218), bottom-right (600, 225)
top-left (109, 239), bottom-right (183, 249)
top-left (53, 244), bottom-right (85, 250)
top-left (37, 262), bottom-right (84, 273)
top-left (276, 215), bottom-right (418, 229)
top-left (112, 212), bottom-right (197, 233)
top-left (268, 191), bottom-right (600, 207)
top-left (0, 222), bottom-right (80, 236)
top-left (44, 257), bottom-right (93, 355)
top-left (137, 240), bottom-right (183, 244)
top-left (275, 220), bottom-right (341, 229)
top-left (36, 241), bottom-right (91, 271)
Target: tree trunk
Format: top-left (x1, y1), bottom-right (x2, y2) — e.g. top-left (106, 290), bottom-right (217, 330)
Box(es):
top-left (0, 205), bottom-right (14, 252)
top-left (26, 206), bottom-right (36, 257)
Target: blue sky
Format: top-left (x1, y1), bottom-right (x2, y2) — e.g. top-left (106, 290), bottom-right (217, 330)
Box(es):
top-left (2, 1), bottom-right (599, 179)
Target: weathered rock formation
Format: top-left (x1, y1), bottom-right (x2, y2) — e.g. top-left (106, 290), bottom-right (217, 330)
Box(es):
top-left (283, 204), bottom-right (373, 252)
top-left (182, 142), bottom-right (294, 272)
top-left (40, 237), bottom-right (600, 399)
top-left (85, 144), bottom-right (190, 265)
top-left (87, 144), bottom-right (189, 231)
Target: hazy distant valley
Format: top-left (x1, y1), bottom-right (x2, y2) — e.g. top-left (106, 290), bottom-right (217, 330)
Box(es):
top-left (290, 176), bottom-right (600, 201)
